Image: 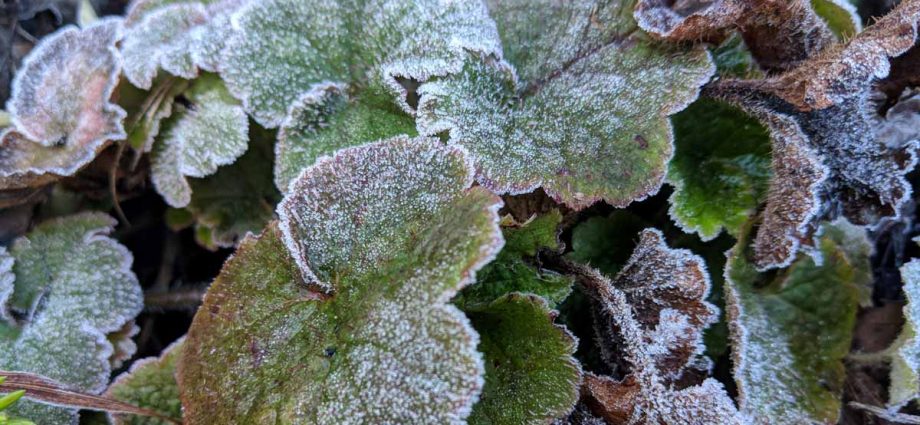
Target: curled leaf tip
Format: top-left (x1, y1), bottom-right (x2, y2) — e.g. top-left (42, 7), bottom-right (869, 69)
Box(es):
top-left (1, 19), bottom-right (126, 190)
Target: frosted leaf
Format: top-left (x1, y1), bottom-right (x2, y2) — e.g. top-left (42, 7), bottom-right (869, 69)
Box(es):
top-left (889, 259), bottom-right (920, 408)
top-left (465, 293), bottom-right (581, 424)
top-left (454, 210), bottom-right (573, 310)
top-left (417, 0), bottom-right (713, 210)
top-left (560, 231), bottom-right (740, 423)
top-left (120, 0), bottom-right (246, 89)
top-left (0, 19), bottom-right (126, 190)
top-left (452, 211), bottom-right (579, 424)
top-left (7, 18), bottom-right (125, 147)
top-left (667, 98), bottom-right (771, 241)
top-left (106, 338), bottom-right (184, 425)
top-left (599, 229), bottom-right (717, 379)
top-left (634, 0), bottom-right (857, 71)
top-left (175, 129), bottom-right (279, 249)
top-left (179, 136), bottom-right (504, 423)
top-left (0, 248), bottom-right (13, 323)
top-left (724, 219), bottom-right (871, 424)
top-left (150, 75), bottom-right (248, 208)
top-left (274, 84), bottom-right (416, 193)
top-left (121, 4), bottom-right (207, 88)
top-left (0, 213), bottom-right (144, 424)
top-left (765, 0), bottom-right (920, 111)
top-left (221, 0), bottom-right (501, 127)
top-left (704, 2), bottom-right (920, 269)
top-left (277, 136), bottom-right (490, 292)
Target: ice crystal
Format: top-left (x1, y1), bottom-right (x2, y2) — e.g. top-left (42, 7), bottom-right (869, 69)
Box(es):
top-left (566, 230), bottom-right (740, 424)
top-left (179, 136), bottom-right (504, 423)
top-left (416, 0), bottom-right (713, 209)
top-left (0, 213), bottom-right (144, 424)
top-left (149, 75), bottom-right (249, 208)
top-left (106, 338), bottom-right (184, 425)
top-left (704, 0), bottom-right (920, 269)
top-left (0, 19), bottom-right (125, 189)
top-left (120, 0), bottom-right (246, 89)
top-left (634, 0), bottom-right (859, 71)
top-left (220, 0), bottom-right (501, 127)
top-left (724, 219), bottom-right (871, 424)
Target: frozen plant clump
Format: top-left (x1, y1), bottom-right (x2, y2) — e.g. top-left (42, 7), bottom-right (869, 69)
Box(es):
top-left (0, 0), bottom-right (916, 423)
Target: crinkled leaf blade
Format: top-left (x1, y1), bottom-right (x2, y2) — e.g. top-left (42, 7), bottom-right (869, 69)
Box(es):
top-left (465, 293), bottom-right (580, 424)
top-left (106, 339), bottom-right (184, 425)
top-left (1, 19), bottom-right (126, 189)
top-left (725, 219), bottom-right (871, 424)
top-left (0, 213), bottom-right (144, 424)
top-left (417, 0), bottom-right (713, 209)
top-left (179, 136), bottom-right (504, 423)
top-left (668, 98), bottom-right (772, 240)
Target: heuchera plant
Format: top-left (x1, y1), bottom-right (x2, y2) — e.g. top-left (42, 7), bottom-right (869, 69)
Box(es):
top-left (0, 0), bottom-right (918, 424)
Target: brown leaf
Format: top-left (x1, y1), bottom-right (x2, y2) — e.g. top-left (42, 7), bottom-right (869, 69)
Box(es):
top-left (702, 0), bottom-right (920, 269)
top-left (552, 230), bottom-right (740, 424)
top-left (634, 0), bottom-right (838, 71)
top-left (0, 371), bottom-right (179, 424)
top-left (766, 0), bottom-right (920, 111)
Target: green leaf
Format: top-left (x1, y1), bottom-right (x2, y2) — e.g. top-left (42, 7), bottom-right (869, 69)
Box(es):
top-left (177, 124), bottom-right (280, 250)
top-left (221, 0), bottom-right (502, 127)
top-left (451, 212), bottom-right (580, 423)
top-left (465, 293), bottom-right (580, 424)
top-left (0, 19), bottom-right (125, 190)
top-left (568, 210), bottom-right (650, 277)
top-left (122, 77), bottom-right (190, 153)
top-left (105, 339), bottom-right (184, 425)
top-left (179, 136), bottom-right (504, 423)
top-left (417, 0), bottom-right (713, 209)
top-left (811, 0), bottom-right (862, 39)
top-left (0, 213), bottom-right (144, 424)
top-left (454, 211), bottom-right (573, 310)
top-left (724, 218), bottom-right (871, 424)
top-left (711, 34), bottom-right (760, 78)
top-left (150, 74), bottom-right (249, 208)
top-left (0, 390), bottom-right (25, 411)
top-left (667, 98), bottom-right (772, 240)
top-left (274, 86), bottom-right (416, 193)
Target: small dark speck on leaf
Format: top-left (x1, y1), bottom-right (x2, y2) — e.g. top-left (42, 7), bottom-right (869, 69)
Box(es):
top-left (634, 135), bottom-right (648, 149)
